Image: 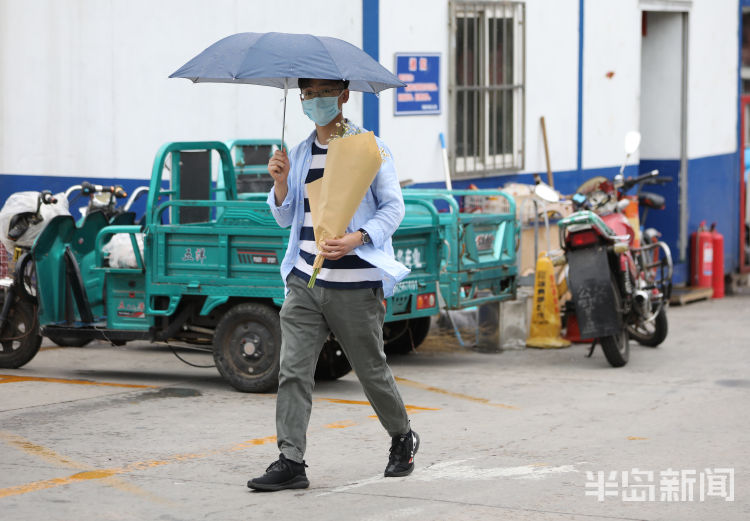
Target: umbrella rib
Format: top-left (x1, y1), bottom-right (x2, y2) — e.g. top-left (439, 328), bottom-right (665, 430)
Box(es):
top-left (317, 37), bottom-right (347, 83)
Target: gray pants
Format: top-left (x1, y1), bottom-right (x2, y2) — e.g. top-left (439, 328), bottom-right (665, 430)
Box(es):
top-left (276, 274), bottom-right (410, 463)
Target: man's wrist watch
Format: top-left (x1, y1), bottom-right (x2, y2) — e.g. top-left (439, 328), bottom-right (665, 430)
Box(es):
top-left (358, 228), bottom-right (371, 245)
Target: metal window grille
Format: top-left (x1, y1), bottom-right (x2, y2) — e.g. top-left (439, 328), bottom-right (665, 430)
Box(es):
top-left (449, 0), bottom-right (525, 178)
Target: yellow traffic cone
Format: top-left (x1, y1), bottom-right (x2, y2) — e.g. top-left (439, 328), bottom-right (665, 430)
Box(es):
top-left (526, 253), bottom-right (571, 349)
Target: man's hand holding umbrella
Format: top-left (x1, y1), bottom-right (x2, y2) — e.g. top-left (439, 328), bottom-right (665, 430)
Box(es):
top-left (268, 148), bottom-right (290, 206)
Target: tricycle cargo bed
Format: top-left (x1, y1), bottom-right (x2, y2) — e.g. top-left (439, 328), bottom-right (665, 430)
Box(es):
top-left (401, 189), bottom-right (519, 309)
top-left (149, 200), bottom-right (287, 299)
top-left (144, 190), bottom-right (518, 318)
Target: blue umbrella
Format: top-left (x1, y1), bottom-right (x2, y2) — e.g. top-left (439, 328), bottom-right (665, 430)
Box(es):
top-left (170, 32), bottom-right (404, 143)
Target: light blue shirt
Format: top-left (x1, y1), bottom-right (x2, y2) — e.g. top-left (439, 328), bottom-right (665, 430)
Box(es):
top-left (267, 124), bottom-right (410, 297)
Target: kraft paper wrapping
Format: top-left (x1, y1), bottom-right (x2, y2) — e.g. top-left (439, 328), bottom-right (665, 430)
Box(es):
top-left (307, 131), bottom-right (383, 282)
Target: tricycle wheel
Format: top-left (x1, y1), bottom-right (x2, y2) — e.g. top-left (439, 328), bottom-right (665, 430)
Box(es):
top-left (383, 317), bottom-right (431, 355)
top-left (0, 293), bottom-right (42, 368)
top-left (45, 334), bottom-right (92, 348)
top-left (314, 337), bottom-right (352, 380)
top-left (213, 303), bottom-right (281, 393)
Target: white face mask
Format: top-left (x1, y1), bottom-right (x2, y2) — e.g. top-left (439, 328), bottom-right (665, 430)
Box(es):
top-left (301, 93), bottom-right (342, 126)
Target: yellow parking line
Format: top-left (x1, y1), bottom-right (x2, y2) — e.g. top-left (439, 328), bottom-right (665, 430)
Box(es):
top-left (0, 473), bottom-right (105, 499)
top-left (395, 376), bottom-right (519, 410)
top-left (0, 431), bottom-right (170, 504)
top-left (317, 397), bottom-right (440, 414)
top-left (325, 420), bottom-right (357, 429)
top-left (226, 435), bottom-right (277, 452)
top-left (0, 432), bottom-right (279, 499)
top-left (1, 395), bottom-right (438, 499)
top-left (0, 431), bottom-right (86, 468)
top-left (0, 374), bottom-right (156, 389)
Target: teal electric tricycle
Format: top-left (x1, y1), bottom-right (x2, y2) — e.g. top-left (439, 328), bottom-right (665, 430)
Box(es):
top-left (0, 141), bottom-right (519, 392)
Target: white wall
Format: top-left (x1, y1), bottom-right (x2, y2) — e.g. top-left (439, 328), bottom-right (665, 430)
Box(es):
top-left (524, 0), bottom-right (580, 174)
top-left (582, 0), bottom-right (643, 169)
top-left (380, 0), bottom-right (582, 183)
top-left (379, 0), bottom-right (449, 184)
top-left (0, 0), bottom-right (740, 185)
top-left (686, 0), bottom-right (738, 158)
top-left (0, 0), bottom-right (362, 181)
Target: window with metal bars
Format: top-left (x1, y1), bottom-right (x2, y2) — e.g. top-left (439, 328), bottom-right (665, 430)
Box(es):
top-left (449, 0), bottom-right (525, 178)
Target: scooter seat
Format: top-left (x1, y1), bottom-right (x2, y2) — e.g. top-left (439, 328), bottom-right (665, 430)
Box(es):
top-left (638, 191), bottom-right (665, 210)
top-left (7, 212), bottom-right (35, 241)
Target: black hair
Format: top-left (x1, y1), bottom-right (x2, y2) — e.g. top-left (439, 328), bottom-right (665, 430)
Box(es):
top-left (298, 78), bottom-right (349, 90)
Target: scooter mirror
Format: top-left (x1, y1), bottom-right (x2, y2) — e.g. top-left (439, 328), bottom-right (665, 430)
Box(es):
top-left (624, 131), bottom-right (642, 155)
top-left (534, 182), bottom-right (560, 203)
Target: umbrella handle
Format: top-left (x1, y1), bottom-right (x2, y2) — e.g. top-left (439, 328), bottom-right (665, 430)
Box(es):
top-left (281, 82), bottom-right (288, 150)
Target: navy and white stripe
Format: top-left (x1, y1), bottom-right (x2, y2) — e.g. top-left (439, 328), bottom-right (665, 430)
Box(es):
top-left (292, 138), bottom-right (382, 289)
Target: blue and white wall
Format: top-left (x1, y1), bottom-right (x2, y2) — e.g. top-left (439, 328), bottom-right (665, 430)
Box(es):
top-left (0, 0), bottom-right (743, 281)
top-left (0, 0), bottom-right (363, 193)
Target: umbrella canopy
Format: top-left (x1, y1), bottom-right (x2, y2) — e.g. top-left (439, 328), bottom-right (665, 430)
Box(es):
top-left (169, 32), bottom-right (404, 93)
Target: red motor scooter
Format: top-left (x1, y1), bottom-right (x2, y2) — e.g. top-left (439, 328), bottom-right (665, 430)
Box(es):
top-left (557, 132), bottom-right (673, 367)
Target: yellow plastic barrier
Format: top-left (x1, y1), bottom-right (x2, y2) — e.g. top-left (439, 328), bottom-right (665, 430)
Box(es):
top-left (526, 253), bottom-right (571, 349)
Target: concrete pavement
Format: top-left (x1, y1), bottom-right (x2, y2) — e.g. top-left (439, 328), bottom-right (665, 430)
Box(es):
top-left (1, 292), bottom-right (748, 520)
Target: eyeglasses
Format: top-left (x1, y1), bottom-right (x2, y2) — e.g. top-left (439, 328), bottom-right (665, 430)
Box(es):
top-left (299, 88), bottom-right (343, 101)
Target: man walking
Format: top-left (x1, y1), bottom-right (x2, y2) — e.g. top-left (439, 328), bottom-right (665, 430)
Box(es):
top-left (247, 78), bottom-right (419, 491)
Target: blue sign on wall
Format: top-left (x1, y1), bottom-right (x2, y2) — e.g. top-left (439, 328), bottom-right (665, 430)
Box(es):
top-left (394, 53), bottom-right (440, 116)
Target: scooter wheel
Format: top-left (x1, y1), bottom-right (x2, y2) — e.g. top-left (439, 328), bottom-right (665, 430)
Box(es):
top-left (13, 252), bottom-right (38, 302)
top-left (627, 307), bottom-right (668, 347)
top-left (0, 294), bottom-right (42, 368)
top-left (600, 328), bottom-right (630, 367)
top-left (599, 276), bottom-right (630, 367)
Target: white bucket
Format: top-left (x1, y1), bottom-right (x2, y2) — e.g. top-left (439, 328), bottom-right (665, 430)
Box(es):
top-left (499, 287), bottom-right (533, 350)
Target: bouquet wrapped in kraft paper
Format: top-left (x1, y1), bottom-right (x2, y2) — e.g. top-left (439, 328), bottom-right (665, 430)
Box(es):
top-left (306, 130), bottom-right (383, 288)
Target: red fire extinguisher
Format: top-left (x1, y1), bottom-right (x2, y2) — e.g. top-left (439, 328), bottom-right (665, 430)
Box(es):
top-left (690, 221), bottom-right (713, 288)
top-left (710, 223), bottom-right (725, 299)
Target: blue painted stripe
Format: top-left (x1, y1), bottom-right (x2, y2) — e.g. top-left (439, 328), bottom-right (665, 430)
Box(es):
top-left (408, 151), bottom-right (740, 285)
top-left (577, 0), bottom-right (584, 173)
top-left (291, 268), bottom-right (382, 289)
top-left (737, 0), bottom-right (746, 271)
top-left (0, 174), bottom-right (154, 222)
top-left (409, 164), bottom-right (638, 195)
top-left (362, 0), bottom-right (380, 135)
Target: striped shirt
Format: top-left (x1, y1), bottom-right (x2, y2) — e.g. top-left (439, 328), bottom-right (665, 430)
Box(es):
top-left (291, 138), bottom-right (382, 289)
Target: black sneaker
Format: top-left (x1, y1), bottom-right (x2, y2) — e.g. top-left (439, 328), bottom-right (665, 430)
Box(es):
top-left (384, 430), bottom-right (420, 477)
top-left (247, 454), bottom-right (310, 491)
